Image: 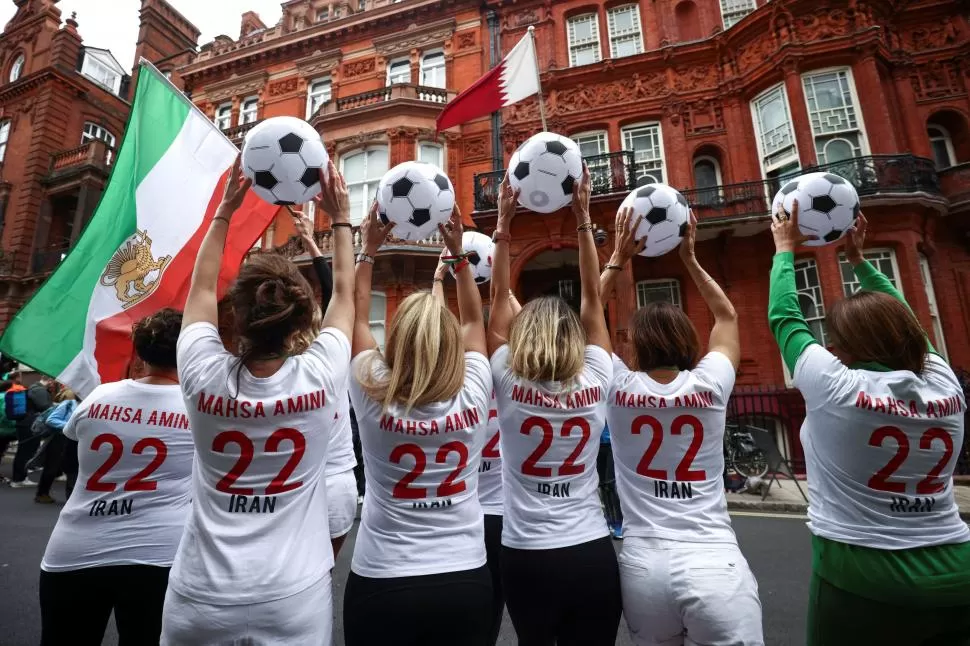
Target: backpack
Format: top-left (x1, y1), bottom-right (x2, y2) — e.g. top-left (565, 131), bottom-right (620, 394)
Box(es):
top-left (4, 387), bottom-right (27, 421)
top-left (30, 406), bottom-right (57, 437)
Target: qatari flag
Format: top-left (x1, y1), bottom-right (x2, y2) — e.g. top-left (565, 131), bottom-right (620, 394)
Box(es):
top-left (436, 29), bottom-right (540, 132)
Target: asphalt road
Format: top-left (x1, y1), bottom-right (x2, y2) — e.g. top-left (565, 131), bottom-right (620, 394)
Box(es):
top-left (0, 474), bottom-right (812, 646)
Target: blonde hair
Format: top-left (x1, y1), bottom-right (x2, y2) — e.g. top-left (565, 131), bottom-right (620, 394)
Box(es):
top-left (356, 291), bottom-right (465, 411)
top-left (56, 388), bottom-right (75, 403)
top-left (508, 296), bottom-right (585, 384)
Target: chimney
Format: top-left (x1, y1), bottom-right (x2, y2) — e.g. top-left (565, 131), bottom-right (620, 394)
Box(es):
top-left (239, 11), bottom-right (267, 39)
top-left (50, 11), bottom-right (82, 72)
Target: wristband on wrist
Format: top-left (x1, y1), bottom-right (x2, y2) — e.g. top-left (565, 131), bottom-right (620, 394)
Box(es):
top-left (332, 222), bottom-right (352, 229)
top-left (492, 230), bottom-right (511, 243)
top-left (356, 253), bottom-right (375, 265)
top-left (577, 222), bottom-right (593, 233)
top-left (453, 258), bottom-right (470, 274)
top-left (212, 216), bottom-right (231, 225)
top-left (604, 264), bottom-right (623, 272)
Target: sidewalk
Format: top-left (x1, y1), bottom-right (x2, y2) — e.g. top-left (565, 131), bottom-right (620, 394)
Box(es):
top-left (726, 478), bottom-right (970, 521)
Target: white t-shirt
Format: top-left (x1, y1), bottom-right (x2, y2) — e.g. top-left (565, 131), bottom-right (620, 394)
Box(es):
top-left (41, 381), bottom-right (194, 572)
top-left (795, 345), bottom-right (970, 550)
top-left (477, 392), bottom-right (504, 515)
top-left (171, 322), bottom-right (350, 605)
top-left (325, 393), bottom-right (356, 477)
top-left (349, 349), bottom-right (491, 578)
top-left (492, 344), bottom-right (612, 550)
top-left (607, 352), bottom-right (737, 543)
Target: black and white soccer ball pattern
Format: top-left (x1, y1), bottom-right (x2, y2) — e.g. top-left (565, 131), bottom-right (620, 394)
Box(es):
top-left (772, 172), bottom-right (860, 247)
top-left (242, 116), bottom-right (328, 206)
top-left (508, 132), bottom-right (583, 214)
top-left (376, 161), bottom-right (455, 242)
top-left (619, 183), bottom-right (690, 258)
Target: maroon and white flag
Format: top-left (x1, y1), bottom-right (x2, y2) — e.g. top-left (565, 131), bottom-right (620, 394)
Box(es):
top-left (436, 31), bottom-right (540, 132)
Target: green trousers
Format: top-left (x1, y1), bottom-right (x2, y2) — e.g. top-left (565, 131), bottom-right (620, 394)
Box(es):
top-left (808, 573), bottom-right (970, 646)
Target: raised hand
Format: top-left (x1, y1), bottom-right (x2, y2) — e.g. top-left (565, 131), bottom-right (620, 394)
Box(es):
top-left (498, 175), bottom-right (520, 226)
top-left (571, 163), bottom-right (592, 223)
top-left (315, 160), bottom-right (350, 225)
top-left (439, 205), bottom-right (465, 257)
top-left (678, 210), bottom-right (698, 262)
top-left (291, 209), bottom-right (314, 241)
top-left (361, 201), bottom-right (394, 256)
top-left (218, 155), bottom-right (252, 216)
top-left (612, 206), bottom-right (647, 266)
top-left (771, 200), bottom-right (815, 253)
top-left (844, 211), bottom-right (868, 265)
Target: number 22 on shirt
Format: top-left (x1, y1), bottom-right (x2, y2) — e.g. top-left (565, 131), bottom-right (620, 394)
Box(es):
top-left (211, 428), bottom-right (307, 514)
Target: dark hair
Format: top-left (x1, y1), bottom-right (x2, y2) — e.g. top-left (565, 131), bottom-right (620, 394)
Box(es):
top-left (0, 380), bottom-right (11, 393)
top-left (632, 302), bottom-right (701, 371)
top-left (827, 291), bottom-right (928, 373)
top-left (229, 254), bottom-right (315, 361)
top-left (132, 308), bottom-right (183, 369)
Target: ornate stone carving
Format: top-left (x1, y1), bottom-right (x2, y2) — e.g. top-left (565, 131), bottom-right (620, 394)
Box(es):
top-left (267, 77), bottom-right (298, 97)
top-left (372, 18), bottom-right (456, 57)
top-left (457, 31), bottom-right (477, 50)
top-left (462, 135), bottom-right (489, 162)
top-left (797, 10), bottom-right (851, 41)
top-left (205, 70), bottom-right (268, 103)
top-left (683, 101), bottom-right (725, 136)
top-left (910, 61), bottom-right (966, 102)
top-left (672, 65), bottom-right (718, 92)
top-left (905, 22), bottom-right (961, 51)
top-left (342, 58), bottom-right (375, 78)
top-left (295, 48), bottom-right (342, 79)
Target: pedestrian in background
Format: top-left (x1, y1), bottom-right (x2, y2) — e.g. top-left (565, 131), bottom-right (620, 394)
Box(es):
top-left (34, 389), bottom-right (80, 504)
top-left (0, 379), bottom-right (15, 484)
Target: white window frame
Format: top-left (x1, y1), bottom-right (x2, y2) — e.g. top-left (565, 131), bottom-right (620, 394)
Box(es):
top-left (215, 103), bottom-right (232, 131)
top-left (693, 155), bottom-right (723, 205)
top-left (793, 257), bottom-right (828, 345)
top-left (340, 146), bottom-right (389, 225)
top-left (607, 5), bottom-right (643, 58)
top-left (240, 96), bottom-right (259, 125)
top-left (751, 83), bottom-right (801, 181)
top-left (370, 291), bottom-right (387, 351)
top-left (918, 254), bottom-right (948, 360)
top-left (0, 120), bottom-right (10, 162)
top-left (316, 6), bottom-right (330, 21)
top-left (839, 248), bottom-right (901, 297)
top-left (81, 122), bottom-right (116, 148)
top-left (306, 77), bottom-right (332, 119)
top-left (801, 67), bottom-right (869, 165)
top-left (387, 58), bottom-right (411, 85)
top-left (572, 130), bottom-right (611, 190)
top-left (419, 50), bottom-right (446, 88)
top-left (417, 141), bottom-right (444, 167)
top-left (80, 52), bottom-right (123, 95)
top-left (928, 124), bottom-right (956, 170)
top-left (622, 122), bottom-right (666, 185)
top-left (567, 13), bottom-right (601, 67)
top-left (636, 279), bottom-right (682, 309)
top-left (9, 53), bottom-right (24, 83)
top-left (720, 0), bottom-right (755, 29)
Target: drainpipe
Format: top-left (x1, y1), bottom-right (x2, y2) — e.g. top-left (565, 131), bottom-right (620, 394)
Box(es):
top-left (487, 9), bottom-right (502, 170)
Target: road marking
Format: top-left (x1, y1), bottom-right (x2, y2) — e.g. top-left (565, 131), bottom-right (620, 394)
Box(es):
top-left (730, 511), bottom-right (808, 520)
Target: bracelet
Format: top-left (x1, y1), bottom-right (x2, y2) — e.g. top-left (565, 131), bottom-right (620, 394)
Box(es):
top-left (492, 230), bottom-right (511, 243)
top-left (604, 264), bottom-right (623, 272)
top-left (433, 278), bottom-right (444, 283)
top-left (577, 222), bottom-right (593, 232)
top-left (441, 253), bottom-right (468, 265)
top-left (212, 216), bottom-right (231, 225)
top-left (332, 222), bottom-right (353, 229)
top-left (453, 258), bottom-right (470, 274)
top-left (356, 254), bottom-right (375, 265)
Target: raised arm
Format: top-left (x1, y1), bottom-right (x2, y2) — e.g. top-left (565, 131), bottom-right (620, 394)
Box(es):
top-left (487, 177), bottom-right (518, 356)
top-left (432, 257), bottom-right (448, 307)
top-left (600, 206), bottom-right (645, 300)
top-left (352, 203), bottom-right (395, 358)
top-left (574, 165), bottom-right (611, 352)
top-left (440, 207), bottom-right (486, 356)
top-left (768, 201), bottom-right (819, 373)
top-left (183, 157), bottom-right (252, 330)
top-left (679, 212), bottom-right (740, 368)
top-left (319, 162), bottom-right (354, 340)
top-left (293, 208), bottom-right (333, 310)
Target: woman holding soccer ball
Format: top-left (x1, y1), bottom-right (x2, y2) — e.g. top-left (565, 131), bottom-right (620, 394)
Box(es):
top-left (162, 159), bottom-right (355, 646)
top-left (770, 203), bottom-right (970, 645)
top-left (344, 203), bottom-right (493, 645)
top-left (600, 207), bottom-right (765, 645)
top-left (488, 167), bottom-right (622, 645)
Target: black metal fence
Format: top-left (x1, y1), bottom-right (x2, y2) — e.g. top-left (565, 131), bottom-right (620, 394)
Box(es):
top-left (726, 385), bottom-right (807, 473)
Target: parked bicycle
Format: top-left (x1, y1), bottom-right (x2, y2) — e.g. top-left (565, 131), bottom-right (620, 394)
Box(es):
top-left (724, 420), bottom-right (769, 479)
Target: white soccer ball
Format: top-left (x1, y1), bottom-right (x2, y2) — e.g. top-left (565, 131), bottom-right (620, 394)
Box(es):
top-left (508, 132), bottom-right (583, 214)
top-left (772, 172), bottom-right (860, 247)
top-left (377, 161), bottom-right (455, 241)
top-left (619, 183), bottom-right (690, 257)
top-left (441, 232), bottom-right (494, 285)
top-left (241, 116), bottom-right (328, 206)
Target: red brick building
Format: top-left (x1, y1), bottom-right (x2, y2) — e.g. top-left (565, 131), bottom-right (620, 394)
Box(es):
top-left (0, 0), bottom-right (200, 325)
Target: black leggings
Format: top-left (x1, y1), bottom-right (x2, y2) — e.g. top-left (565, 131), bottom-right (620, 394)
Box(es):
top-left (484, 514), bottom-right (505, 645)
top-left (39, 564), bottom-right (170, 646)
top-left (502, 536), bottom-right (622, 646)
top-left (344, 565), bottom-right (492, 646)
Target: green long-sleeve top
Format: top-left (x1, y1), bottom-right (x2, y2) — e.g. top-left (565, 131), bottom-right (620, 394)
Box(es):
top-left (768, 251), bottom-right (970, 607)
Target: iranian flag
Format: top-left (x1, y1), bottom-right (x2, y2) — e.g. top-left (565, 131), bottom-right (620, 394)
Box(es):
top-left (0, 62), bottom-right (278, 397)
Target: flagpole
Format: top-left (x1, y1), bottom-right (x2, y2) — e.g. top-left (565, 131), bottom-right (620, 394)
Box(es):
top-left (527, 26), bottom-right (548, 132)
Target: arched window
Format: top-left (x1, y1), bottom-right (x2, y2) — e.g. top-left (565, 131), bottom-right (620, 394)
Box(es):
top-left (240, 96), bottom-right (259, 125)
top-left (82, 122), bottom-right (116, 148)
top-left (420, 50), bottom-right (446, 88)
top-left (0, 120), bottom-right (10, 162)
top-left (928, 125), bottom-right (955, 170)
top-left (693, 155), bottom-right (722, 205)
top-left (306, 77), bottom-right (332, 119)
top-left (8, 53), bottom-right (24, 83)
top-left (215, 103), bottom-right (232, 131)
top-left (340, 146), bottom-right (389, 224)
top-left (675, 1), bottom-right (702, 42)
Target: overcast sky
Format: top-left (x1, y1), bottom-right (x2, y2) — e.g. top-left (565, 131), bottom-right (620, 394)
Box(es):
top-left (0, 0), bottom-right (284, 70)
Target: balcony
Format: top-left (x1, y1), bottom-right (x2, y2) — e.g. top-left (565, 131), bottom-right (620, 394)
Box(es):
top-left (225, 119), bottom-right (262, 145)
top-left (256, 226), bottom-right (446, 261)
top-left (30, 243), bottom-right (70, 275)
top-left (45, 140), bottom-right (112, 187)
top-left (473, 154), bottom-right (944, 221)
top-left (939, 162), bottom-right (970, 212)
top-left (311, 84), bottom-right (453, 127)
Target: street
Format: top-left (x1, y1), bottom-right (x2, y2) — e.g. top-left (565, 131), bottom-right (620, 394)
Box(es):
top-left (0, 474), bottom-right (812, 646)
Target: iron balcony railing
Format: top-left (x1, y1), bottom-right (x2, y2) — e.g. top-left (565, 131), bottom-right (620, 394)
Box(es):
top-left (225, 119), bottom-right (261, 143)
top-left (473, 153), bottom-right (942, 216)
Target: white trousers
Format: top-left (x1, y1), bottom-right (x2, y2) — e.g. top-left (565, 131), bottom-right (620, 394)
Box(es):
top-left (160, 573), bottom-right (333, 646)
top-left (618, 537), bottom-right (764, 646)
top-left (326, 468), bottom-right (358, 539)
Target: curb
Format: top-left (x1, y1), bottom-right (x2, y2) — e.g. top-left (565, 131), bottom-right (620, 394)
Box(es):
top-left (727, 499), bottom-right (970, 522)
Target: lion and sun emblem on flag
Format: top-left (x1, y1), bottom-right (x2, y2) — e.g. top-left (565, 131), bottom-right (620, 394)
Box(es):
top-left (99, 229), bottom-right (171, 309)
